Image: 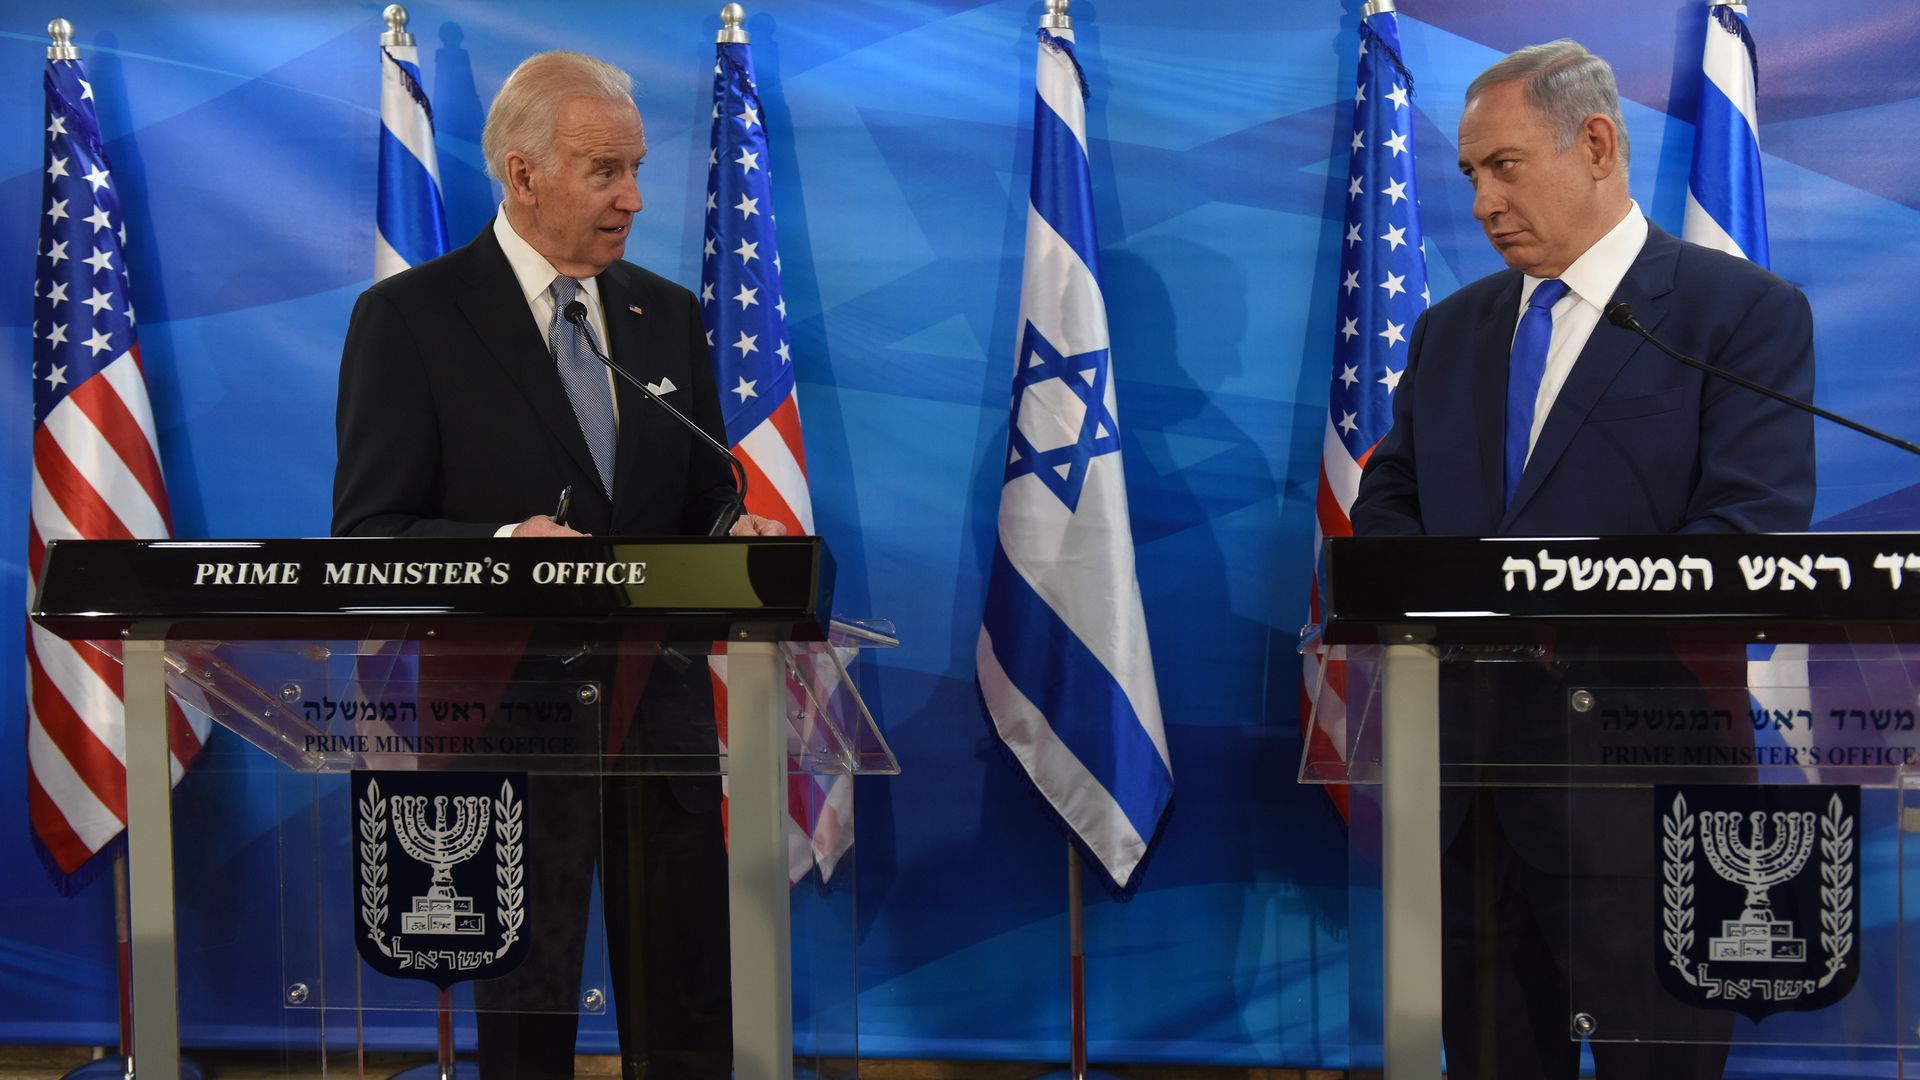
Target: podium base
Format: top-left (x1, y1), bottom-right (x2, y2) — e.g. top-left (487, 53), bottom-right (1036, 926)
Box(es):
top-left (62, 1056), bottom-right (205, 1080)
top-left (388, 1062), bottom-right (480, 1080)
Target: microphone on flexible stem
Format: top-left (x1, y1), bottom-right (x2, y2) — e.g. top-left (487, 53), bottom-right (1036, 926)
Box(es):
top-left (563, 301), bottom-right (749, 535)
top-left (1603, 301), bottom-right (1920, 458)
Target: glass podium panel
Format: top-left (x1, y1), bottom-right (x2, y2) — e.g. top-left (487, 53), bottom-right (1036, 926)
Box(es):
top-left (85, 628), bottom-right (894, 1077)
top-left (1310, 635), bottom-right (1920, 1074)
top-left (1556, 643), bottom-right (1920, 1057)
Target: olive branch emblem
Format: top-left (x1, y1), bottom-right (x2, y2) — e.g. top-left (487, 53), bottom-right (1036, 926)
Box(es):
top-left (494, 780), bottom-right (525, 958)
top-left (358, 778), bottom-right (394, 958)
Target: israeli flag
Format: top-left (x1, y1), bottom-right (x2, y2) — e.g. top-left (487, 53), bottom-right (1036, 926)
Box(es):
top-left (978, 25), bottom-right (1173, 898)
top-left (1682, 5), bottom-right (1811, 775)
top-left (1683, 2), bottom-right (1768, 266)
top-left (375, 31), bottom-right (449, 281)
top-left (362, 18), bottom-right (449, 710)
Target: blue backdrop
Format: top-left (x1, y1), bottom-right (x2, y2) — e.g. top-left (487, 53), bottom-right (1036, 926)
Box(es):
top-left (3, 0), bottom-right (1918, 1069)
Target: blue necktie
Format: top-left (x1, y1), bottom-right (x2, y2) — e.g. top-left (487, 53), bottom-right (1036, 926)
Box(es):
top-left (1504, 277), bottom-right (1569, 509)
top-left (547, 275), bottom-right (616, 494)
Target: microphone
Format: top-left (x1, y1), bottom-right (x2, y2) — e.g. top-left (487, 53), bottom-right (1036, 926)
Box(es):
top-left (1604, 301), bottom-right (1920, 458)
top-left (563, 300), bottom-right (749, 535)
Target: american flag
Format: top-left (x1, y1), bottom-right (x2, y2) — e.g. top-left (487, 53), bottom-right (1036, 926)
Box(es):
top-left (27, 46), bottom-right (208, 880)
top-left (1302, 11), bottom-right (1429, 812)
top-left (699, 29), bottom-right (850, 883)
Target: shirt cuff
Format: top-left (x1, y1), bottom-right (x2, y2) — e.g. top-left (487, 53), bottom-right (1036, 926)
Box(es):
top-left (493, 523), bottom-right (517, 538)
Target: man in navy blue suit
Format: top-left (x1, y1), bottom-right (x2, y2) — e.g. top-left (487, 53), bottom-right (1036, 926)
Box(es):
top-left (1352, 40), bottom-right (1814, 1080)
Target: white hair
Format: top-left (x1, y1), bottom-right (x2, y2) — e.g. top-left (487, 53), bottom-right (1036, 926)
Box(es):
top-left (482, 51), bottom-right (635, 182)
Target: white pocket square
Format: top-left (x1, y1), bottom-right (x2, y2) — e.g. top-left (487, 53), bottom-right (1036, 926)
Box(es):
top-left (645, 377), bottom-right (676, 396)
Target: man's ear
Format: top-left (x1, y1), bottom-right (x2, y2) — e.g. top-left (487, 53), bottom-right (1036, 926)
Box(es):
top-left (1582, 113), bottom-right (1621, 180)
top-left (502, 150), bottom-right (538, 207)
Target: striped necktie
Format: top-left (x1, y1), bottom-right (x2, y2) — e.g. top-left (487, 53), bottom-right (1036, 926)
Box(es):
top-left (547, 275), bottom-right (616, 494)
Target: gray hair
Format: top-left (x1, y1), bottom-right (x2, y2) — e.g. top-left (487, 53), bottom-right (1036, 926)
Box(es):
top-left (482, 51), bottom-right (635, 182)
top-left (1466, 39), bottom-right (1631, 168)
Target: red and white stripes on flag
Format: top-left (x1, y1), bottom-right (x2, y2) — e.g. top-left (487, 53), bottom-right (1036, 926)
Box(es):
top-left (1302, 13), bottom-right (1430, 817)
top-left (701, 27), bottom-right (845, 883)
top-left (29, 53), bottom-right (207, 880)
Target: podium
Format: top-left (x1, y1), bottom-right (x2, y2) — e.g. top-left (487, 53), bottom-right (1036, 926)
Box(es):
top-left (31, 535), bottom-right (897, 1079)
top-left (1303, 533), bottom-right (1920, 1079)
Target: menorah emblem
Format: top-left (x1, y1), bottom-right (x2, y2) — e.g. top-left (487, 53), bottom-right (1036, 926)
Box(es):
top-left (393, 793), bottom-right (492, 935)
top-left (1700, 809), bottom-right (1816, 963)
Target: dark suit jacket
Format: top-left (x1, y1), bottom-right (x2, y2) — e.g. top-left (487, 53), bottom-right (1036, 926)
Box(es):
top-left (331, 221), bottom-right (733, 787)
top-left (1351, 223), bottom-right (1816, 871)
top-left (1353, 223), bottom-right (1814, 538)
top-left (332, 220), bottom-right (734, 540)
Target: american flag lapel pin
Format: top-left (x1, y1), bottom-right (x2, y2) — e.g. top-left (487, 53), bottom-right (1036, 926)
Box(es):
top-left (628, 304), bottom-right (644, 316)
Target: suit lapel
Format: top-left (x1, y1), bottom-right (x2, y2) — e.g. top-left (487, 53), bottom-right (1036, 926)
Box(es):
top-left (597, 265), bottom-right (657, 526)
top-left (1500, 224), bottom-right (1681, 529)
top-left (452, 223), bottom-right (606, 496)
top-left (1472, 273), bottom-right (1524, 531)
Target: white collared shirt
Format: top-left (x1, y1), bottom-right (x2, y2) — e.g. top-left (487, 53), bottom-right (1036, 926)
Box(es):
top-left (1514, 200), bottom-right (1650, 462)
top-left (491, 209), bottom-right (622, 535)
top-left (493, 208), bottom-right (617, 368)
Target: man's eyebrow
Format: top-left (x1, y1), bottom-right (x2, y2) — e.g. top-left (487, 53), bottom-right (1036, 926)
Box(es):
top-left (1461, 144), bottom-right (1526, 168)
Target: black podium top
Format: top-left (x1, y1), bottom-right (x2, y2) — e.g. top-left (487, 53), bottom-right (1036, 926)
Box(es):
top-left (31, 536), bottom-right (834, 642)
top-left (1319, 533), bottom-right (1920, 644)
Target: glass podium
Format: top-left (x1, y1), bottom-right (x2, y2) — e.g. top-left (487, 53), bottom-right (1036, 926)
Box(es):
top-left (31, 535), bottom-right (897, 1079)
top-left (1303, 533), bottom-right (1920, 1078)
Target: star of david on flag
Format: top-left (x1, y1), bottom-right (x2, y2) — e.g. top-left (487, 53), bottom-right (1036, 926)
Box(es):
top-left (978, 24), bottom-right (1172, 898)
top-left (1006, 323), bottom-right (1119, 511)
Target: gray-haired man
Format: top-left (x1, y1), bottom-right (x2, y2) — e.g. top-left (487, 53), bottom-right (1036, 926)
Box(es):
top-left (1355, 39), bottom-right (1814, 1080)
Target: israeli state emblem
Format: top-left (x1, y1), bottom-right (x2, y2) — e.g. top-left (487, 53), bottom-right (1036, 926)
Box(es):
top-left (1657, 784), bottom-right (1859, 1019)
top-left (351, 770), bottom-right (530, 987)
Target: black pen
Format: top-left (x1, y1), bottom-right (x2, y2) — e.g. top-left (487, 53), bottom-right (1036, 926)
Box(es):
top-left (552, 484), bottom-right (572, 528)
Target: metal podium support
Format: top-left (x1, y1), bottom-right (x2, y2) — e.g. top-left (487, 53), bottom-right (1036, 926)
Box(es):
top-left (124, 632), bottom-right (182, 1079)
top-left (1380, 641), bottom-right (1442, 1080)
top-left (725, 641), bottom-right (796, 1079)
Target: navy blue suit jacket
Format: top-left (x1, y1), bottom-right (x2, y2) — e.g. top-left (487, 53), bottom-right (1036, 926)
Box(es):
top-left (1353, 224), bottom-right (1815, 537)
top-left (1350, 224), bottom-right (1816, 875)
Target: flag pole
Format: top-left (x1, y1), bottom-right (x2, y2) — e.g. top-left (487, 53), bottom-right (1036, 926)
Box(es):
top-left (1067, 844), bottom-right (1086, 1080)
top-left (39, 16), bottom-right (205, 1074)
top-left (1047, 1), bottom-right (1086, 1075)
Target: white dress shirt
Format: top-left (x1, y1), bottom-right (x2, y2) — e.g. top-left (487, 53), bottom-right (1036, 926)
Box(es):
top-left (492, 209), bottom-right (622, 534)
top-left (1514, 200), bottom-right (1650, 463)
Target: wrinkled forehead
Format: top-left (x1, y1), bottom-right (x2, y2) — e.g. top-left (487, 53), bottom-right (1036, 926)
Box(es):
top-left (1458, 82), bottom-right (1551, 148)
top-left (554, 96), bottom-right (646, 153)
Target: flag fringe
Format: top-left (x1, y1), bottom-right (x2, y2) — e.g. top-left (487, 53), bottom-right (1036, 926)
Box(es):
top-left (1711, 4), bottom-right (1759, 78)
top-left (1358, 17), bottom-right (1415, 98)
top-left (380, 46), bottom-right (436, 127)
top-left (1035, 30), bottom-right (1092, 101)
top-left (31, 825), bottom-right (124, 898)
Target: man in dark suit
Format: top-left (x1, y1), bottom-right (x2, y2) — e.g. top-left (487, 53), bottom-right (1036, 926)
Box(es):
top-left (334, 50), bottom-right (781, 1079)
top-left (1352, 40), bottom-right (1814, 1080)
